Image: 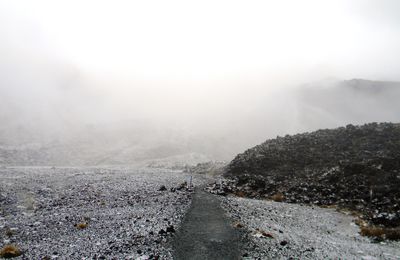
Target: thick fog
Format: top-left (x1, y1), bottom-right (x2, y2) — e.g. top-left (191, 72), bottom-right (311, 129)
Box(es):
top-left (1, 0), bottom-right (400, 165)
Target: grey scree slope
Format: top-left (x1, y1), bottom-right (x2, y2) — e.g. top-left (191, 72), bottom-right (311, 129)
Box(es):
top-left (173, 187), bottom-right (241, 260)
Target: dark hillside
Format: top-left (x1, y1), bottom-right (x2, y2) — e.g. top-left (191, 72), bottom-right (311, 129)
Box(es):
top-left (224, 123), bottom-right (400, 228)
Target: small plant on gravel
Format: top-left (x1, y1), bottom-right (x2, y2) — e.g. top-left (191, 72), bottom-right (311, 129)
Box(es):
top-left (235, 191), bottom-right (246, 197)
top-left (354, 217), bottom-right (368, 227)
top-left (76, 222), bottom-right (88, 229)
top-left (233, 222), bottom-right (244, 228)
top-left (0, 244), bottom-right (22, 258)
top-left (360, 226), bottom-right (400, 240)
top-left (254, 228), bottom-right (274, 238)
top-left (385, 229), bottom-right (400, 240)
top-left (270, 192), bottom-right (285, 202)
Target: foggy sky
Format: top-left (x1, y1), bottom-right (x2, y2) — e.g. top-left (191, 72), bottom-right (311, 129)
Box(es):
top-left (1, 0), bottom-right (400, 162)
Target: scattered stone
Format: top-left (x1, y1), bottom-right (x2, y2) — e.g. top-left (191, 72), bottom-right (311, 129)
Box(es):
top-left (5, 228), bottom-right (14, 237)
top-left (221, 194), bottom-right (400, 259)
top-left (176, 182), bottom-right (187, 191)
top-left (166, 225), bottom-right (175, 233)
top-left (158, 185), bottom-right (167, 191)
top-left (0, 167), bottom-right (208, 258)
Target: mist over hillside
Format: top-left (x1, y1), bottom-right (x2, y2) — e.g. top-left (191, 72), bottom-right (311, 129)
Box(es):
top-left (1, 0), bottom-right (400, 166)
top-left (1, 2), bottom-right (400, 259)
top-left (296, 79), bottom-right (400, 131)
top-left (1, 78), bottom-right (400, 166)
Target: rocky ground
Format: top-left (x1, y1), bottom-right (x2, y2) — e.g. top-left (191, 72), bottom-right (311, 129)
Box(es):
top-left (225, 123), bottom-right (400, 229)
top-left (2, 165), bottom-right (399, 259)
top-left (221, 195), bottom-right (400, 260)
top-left (0, 166), bottom-right (208, 259)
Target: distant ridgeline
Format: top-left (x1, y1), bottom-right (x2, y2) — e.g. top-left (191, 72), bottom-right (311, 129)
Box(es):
top-left (224, 122), bottom-right (400, 228)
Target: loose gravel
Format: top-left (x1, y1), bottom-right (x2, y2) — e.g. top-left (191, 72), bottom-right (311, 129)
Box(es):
top-left (0, 166), bottom-right (208, 259)
top-left (3, 166), bottom-right (399, 259)
top-left (221, 196), bottom-right (400, 260)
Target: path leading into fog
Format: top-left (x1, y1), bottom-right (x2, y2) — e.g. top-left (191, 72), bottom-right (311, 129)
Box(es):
top-left (173, 187), bottom-right (241, 260)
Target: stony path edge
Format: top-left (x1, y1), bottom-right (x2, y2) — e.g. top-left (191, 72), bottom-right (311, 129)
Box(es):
top-left (172, 187), bottom-right (242, 260)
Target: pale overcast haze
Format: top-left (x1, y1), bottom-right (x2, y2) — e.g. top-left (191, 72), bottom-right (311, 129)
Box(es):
top-left (1, 0), bottom-right (400, 163)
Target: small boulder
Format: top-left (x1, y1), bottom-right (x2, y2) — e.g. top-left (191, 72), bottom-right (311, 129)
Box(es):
top-left (166, 225), bottom-right (175, 233)
top-left (280, 240), bottom-right (288, 246)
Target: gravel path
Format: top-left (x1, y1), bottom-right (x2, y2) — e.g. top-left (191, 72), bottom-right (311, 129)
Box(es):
top-left (173, 188), bottom-right (241, 260)
top-left (2, 166), bottom-right (399, 259)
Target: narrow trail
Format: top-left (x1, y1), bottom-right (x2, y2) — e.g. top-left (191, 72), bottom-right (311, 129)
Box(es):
top-left (173, 187), bottom-right (241, 260)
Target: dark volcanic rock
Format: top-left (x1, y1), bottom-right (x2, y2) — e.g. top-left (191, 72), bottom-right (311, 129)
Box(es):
top-left (224, 122), bottom-right (400, 228)
top-left (166, 225), bottom-right (175, 233)
top-left (158, 185), bottom-right (167, 191)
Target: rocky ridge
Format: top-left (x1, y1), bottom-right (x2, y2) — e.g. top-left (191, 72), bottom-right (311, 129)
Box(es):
top-left (223, 122), bottom-right (400, 230)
